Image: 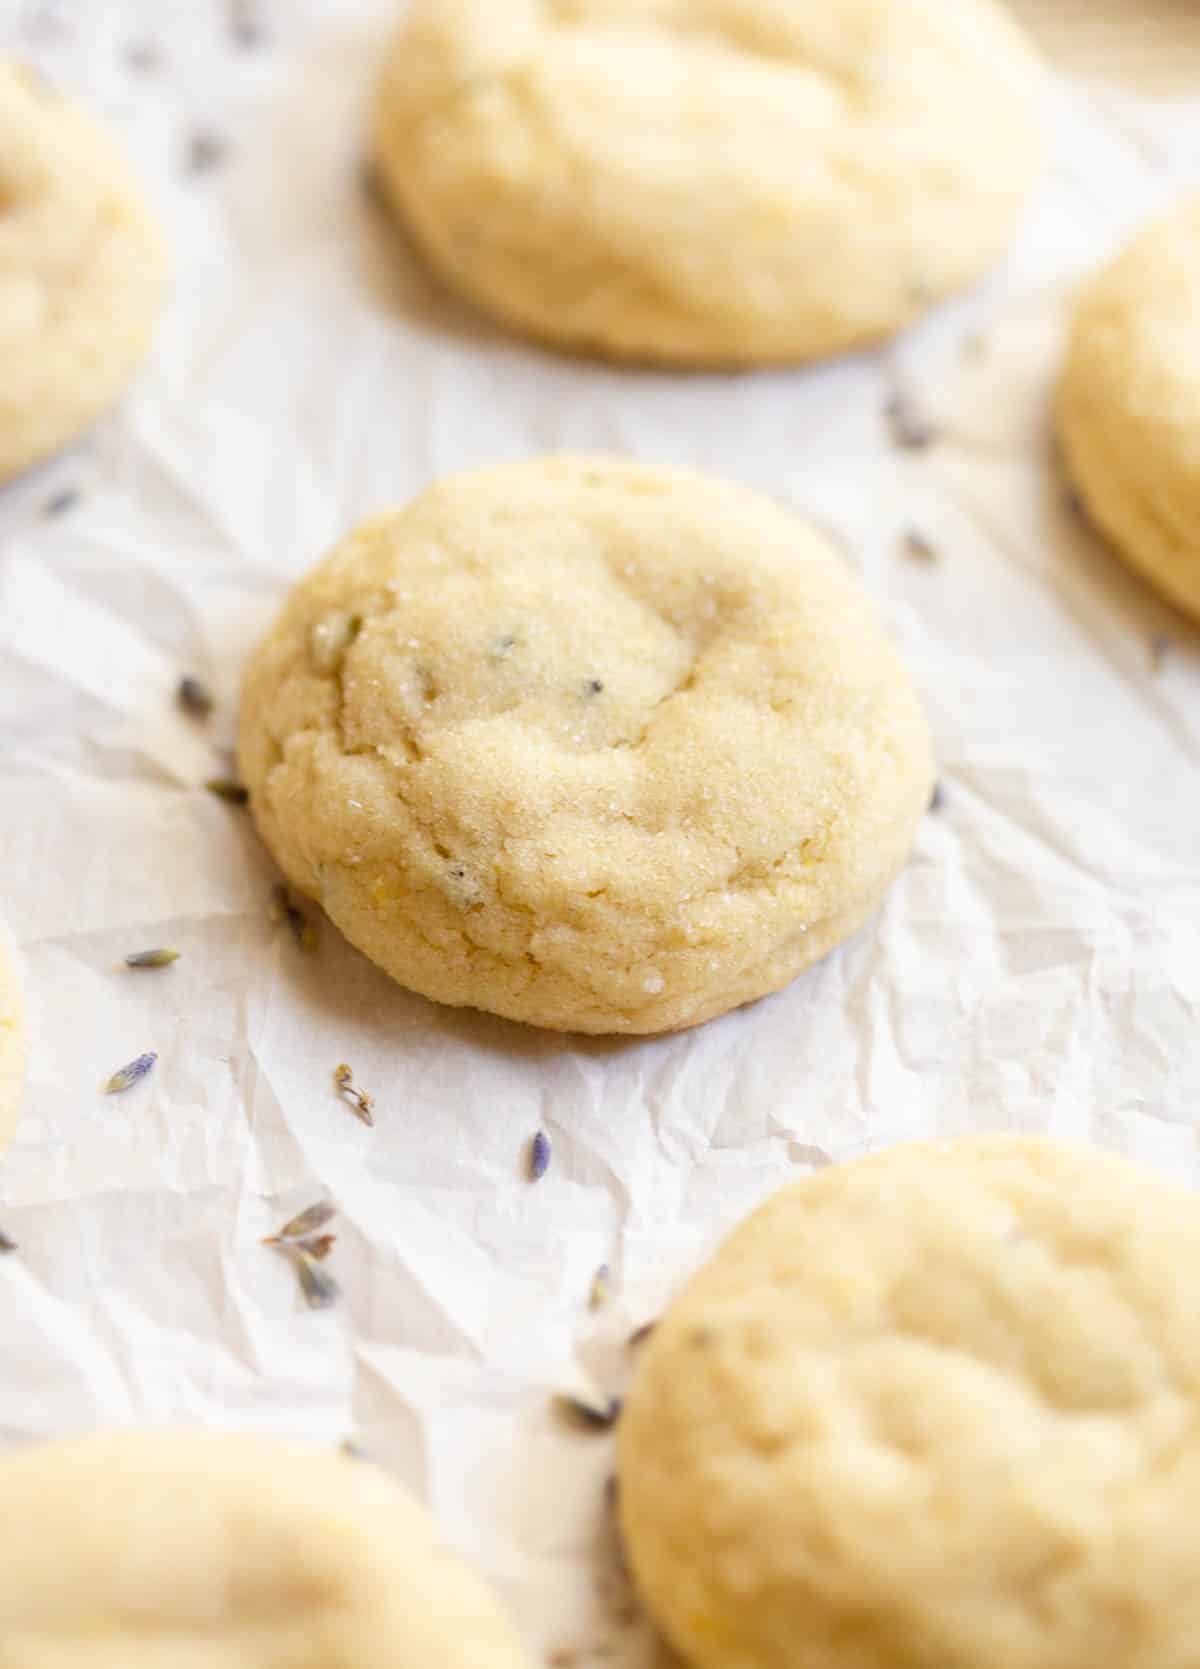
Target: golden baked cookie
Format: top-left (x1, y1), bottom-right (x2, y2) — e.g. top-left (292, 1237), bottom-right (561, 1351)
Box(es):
top-left (1059, 195), bottom-right (1200, 625)
top-left (0, 920), bottom-right (25, 1155)
top-left (0, 1430), bottom-right (531, 1667)
top-left (619, 1134), bottom-right (1200, 1669)
top-left (371, 0), bottom-right (1044, 367)
top-left (238, 456), bottom-right (932, 1034)
top-left (0, 61), bottom-right (167, 483)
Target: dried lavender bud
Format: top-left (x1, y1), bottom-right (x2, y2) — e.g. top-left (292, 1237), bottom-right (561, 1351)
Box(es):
top-left (528, 1129), bottom-right (552, 1181)
top-left (125, 40), bottom-right (161, 72)
top-left (186, 129), bottom-right (230, 175)
top-left (105, 1050), bottom-right (157, 1094)
top-left (228, 0), bottom-right (265, 46)
top-left (628, 1321), bottom-right (657, 1349)
top-left (205, 778), bottom-right (248, 805)
top-left (294, 1250), bottom-right (340, 1310)
top-left (0, 1230), bottom-right (17, 1253)
top-left (177, 676), bottom-right (214, 719)
top-left (264, 1200), bottom-right (336, 1245)
top-left (929, 781), bottom-right (945, 813)
top-left (885, 391), bottom-right (937, 451)
top-left (124, 948), bottom-right (180, 969)
top-left (1151, 634), bottom-right (1171, 672)
top-left (554, 1393), bottom-right (623, 1430)
top-left (271, 884), bottom-right (317, 950)
top-left (902, 530), bottom-right (938, 564)
top-left (589, 1263), bottom-right (611, 1310)
top-left (333, 1062), bottom-right (374, 1127)
top-left (42, 487), bottom-right (79, 516)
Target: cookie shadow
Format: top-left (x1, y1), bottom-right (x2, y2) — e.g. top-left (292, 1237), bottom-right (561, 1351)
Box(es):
top-left (355, 163), bottom-right (522, 360)
top-left (270, 909), bottom-right (660, 1067)
top-left (1044, 429), bottom-right (1200, 659)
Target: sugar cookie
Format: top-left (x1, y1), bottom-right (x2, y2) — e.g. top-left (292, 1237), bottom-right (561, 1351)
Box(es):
top-left (620, 1134), bottom-right (1200, 1669)
top-left (238, 456), bottom-right (933, 1033)
top-left (372, 0), bottom-right (1043, 366)
top-left (1059, 195), bottom-right (1200, 625)
top-left (0, 61), bottom-right (167, 482)
top-left (0, 1430), bottom-right (531, 1667)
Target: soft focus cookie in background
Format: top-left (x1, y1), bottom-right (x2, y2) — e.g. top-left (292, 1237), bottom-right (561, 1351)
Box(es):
top-left (238, 456), bottom-right (933, 1034)
top-left (371, 0), bottom-right (1044, 367)
top-left (0, 1430), bottom-right (532, 1667)
top-left (0, 919), bottom-right (25, 1156)
top-left (0, 61), bottom-right (167, 484)
top-left (620, 1134), bottom-right (1200, 1669)
top-left (1059, 196), bottom-right (1200, 627)
top-left (1006, 0), bottom-right (1200, 95)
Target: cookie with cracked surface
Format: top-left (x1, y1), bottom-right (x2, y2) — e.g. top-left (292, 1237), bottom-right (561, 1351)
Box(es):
top-left (1058, 195), bottom-right (1200, 626)
top-left (0, 60), bottom-right (167, 483)
top-left (237, 455), bottom-right (933, 1034)
top-left (0, 920), bottom-right (24, 1155)
top-left (371, 0), bottom-right (1044, 367)
top-left (0, 1430), bottom-right (532, 1667)
top-left (619, 1133), bottom-right (1200, 1669)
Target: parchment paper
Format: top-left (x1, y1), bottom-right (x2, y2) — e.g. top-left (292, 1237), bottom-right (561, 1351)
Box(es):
top-left (1, 3), bottom-right (1199, 1661)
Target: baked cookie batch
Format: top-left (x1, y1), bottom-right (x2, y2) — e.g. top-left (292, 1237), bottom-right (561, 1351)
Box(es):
top-left (2, 2), bottom-right (1198, 1665)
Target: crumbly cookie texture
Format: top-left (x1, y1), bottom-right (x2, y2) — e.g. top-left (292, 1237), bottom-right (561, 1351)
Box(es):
top-left (0, 1430), bottom-right (532, 1667)
top-left (371, 0), bottom-right (1043, 367)
top-left (237, 456), bottom-right (932, 1034)
top-left (1059, 195), bottom-right (1200, 626)
top-left (0, 60), bottom-right (167, 483)
top-left (619, 1134), bottom-right (1200, 1669)
top-left (0, 923), bottom-right (24, 1154)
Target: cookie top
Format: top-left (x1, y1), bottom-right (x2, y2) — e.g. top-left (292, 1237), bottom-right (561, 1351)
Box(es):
top-left (238, 456), bottom-right (932, 1033)
top-left (0, 922), bottom-right (25, 1155)
top-left (372, 0), bottom-right (1043, 367)
top-left (1058, 195), bottom-right (1200, 625)
top-left (0, 61), bottom-right (167, 483)
top-left (619, 1134), bottom-right (1200, 1669)
top-left (0, 1430), bottom-right (531, 1667)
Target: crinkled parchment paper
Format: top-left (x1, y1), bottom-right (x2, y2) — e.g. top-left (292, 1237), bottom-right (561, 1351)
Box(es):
top-left (1, 2), bottom-right (1199, 1661)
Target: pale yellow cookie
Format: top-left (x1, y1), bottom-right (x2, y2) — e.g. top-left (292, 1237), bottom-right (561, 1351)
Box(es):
top-left (620, 1134), bottom-right (1200, 1669)
top-left (0, 920), bottom-right (25, 1155)
top-left (1059, 195), bottom-right (1200, 625)
top-left (0, 1430), bottom-right (531, 1667)
top-left (371, 0), bottom-right (1044, 367)
top-left (0, 61), bottom-right (167, 483)
top-left (238, 456), bottom-right (933, 1034)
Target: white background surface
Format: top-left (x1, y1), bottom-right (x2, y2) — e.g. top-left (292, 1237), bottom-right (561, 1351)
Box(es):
top-left (1, 2), bottom-right (1199, 1661)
